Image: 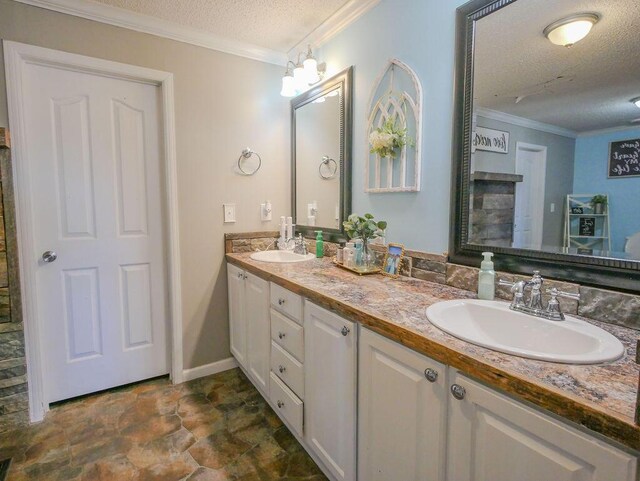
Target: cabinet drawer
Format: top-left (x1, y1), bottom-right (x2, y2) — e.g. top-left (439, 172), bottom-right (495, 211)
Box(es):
top-left (270, 283), bottom-right (302, 324)
top-left (271, 308), bottom-right (304, 362)
top-left (270, 372), bottom-right (303, 437)
top-left (271, 341), bottom-right (304, 399)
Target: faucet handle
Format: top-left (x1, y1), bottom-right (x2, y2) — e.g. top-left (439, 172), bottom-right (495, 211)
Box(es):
top-left (546, 287), bottom-right (580, 301)
top-left (498, 279), bottom-right (515, 288)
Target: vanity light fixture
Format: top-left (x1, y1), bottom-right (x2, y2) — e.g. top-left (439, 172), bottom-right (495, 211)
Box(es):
top-left (280, 45), bottom-right (325, 97)
top-left (631, 97), bottom-right (640, 109)
top-left (543, 13), bottom-right (599, 47)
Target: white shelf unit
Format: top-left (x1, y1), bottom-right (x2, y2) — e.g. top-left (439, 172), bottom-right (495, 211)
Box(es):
top-left (564, 194), bottom-right (611, 251)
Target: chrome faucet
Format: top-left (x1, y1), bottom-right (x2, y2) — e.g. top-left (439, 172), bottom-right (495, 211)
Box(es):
top-left (293, 234), bottom-right (308, 255)
top-left (498, 271), bottom-right (580, 321)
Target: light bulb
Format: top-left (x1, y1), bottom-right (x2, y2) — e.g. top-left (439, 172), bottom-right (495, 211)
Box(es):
top-left (280, 73), bottom-right (295, 97)
top-left (544, 14), bottom-right (599, 47)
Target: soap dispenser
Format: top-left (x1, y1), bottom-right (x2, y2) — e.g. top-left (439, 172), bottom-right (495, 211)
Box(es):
top-left (478, 252), bottom-right (495, 300)
top-left (315, 231), bottom-right (324, 258)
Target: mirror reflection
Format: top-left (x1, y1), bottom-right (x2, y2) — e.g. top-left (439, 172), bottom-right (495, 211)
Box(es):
top-left (468, 0), bottom-right (640, 260)
top-left (295, 87), bottom-right (341, 230)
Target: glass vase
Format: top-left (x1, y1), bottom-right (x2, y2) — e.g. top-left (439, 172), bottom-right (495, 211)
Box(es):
top-left (361, 238), bottom-right (376, 269)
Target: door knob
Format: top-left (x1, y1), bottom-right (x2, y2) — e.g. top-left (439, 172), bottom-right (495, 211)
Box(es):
top-left (42, 251), bottom-right (57, 263)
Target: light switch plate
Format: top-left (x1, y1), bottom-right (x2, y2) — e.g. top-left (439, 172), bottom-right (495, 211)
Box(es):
top-left (261, 202), bottom-right (272, 221)
top-left (223, 203), bottom-right (236, 223)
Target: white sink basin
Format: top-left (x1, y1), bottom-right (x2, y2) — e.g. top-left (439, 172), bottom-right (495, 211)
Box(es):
top-left (426, 300), bottom-right (624, 364)
top-left (250, 250), bottom-right (315, 263)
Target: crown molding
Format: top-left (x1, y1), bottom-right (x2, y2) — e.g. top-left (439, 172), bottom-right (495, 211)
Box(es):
top-left (577, 124), bottom-right (640, 138)
top-left (288, 0), bottom-right (381, 55)
top-left (475, 107), bottom-right (577, 139)
top-left (12, 0), bottom-right (288, 66)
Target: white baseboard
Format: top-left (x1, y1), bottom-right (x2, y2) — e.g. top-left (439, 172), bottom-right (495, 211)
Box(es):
top-left (182, 356), bottom-right (238, 382)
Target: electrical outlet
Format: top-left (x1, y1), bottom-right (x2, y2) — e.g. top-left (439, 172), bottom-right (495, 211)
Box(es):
top-left (550, 203), bottom-right (555, 213)
top-left (223, 203), bottom-right (236, 223)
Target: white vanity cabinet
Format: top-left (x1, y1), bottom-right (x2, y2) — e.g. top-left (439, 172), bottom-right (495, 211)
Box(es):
top-left (446, 372), bottom-right (637, 481)
top-left (227, 264), bottom-right (270, 393)
top-left (304, 301), bottom-right (357, 481)
top-left (358, 328), bottom-right (447, 481)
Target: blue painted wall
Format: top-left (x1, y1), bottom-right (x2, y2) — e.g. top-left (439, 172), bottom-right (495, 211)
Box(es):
top-left (573, 128), bottom-right (640, 252)
top-left (319, 0), bottom-right (467, 253)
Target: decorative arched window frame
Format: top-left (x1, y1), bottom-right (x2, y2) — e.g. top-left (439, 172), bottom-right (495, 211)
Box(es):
top-left (365, 59), bottom-right (423, 193)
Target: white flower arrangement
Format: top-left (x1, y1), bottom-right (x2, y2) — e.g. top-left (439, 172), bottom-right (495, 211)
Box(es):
top-left (369, 117), bottom-right (414, 159)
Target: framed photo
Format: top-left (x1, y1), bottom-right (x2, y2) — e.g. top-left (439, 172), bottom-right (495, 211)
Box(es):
top-left (571, 206), bottom-right (583, 214)
top-left (579, 217), bottom-right (596, 237)
top-left (382, 243), bottom-right (405, 278)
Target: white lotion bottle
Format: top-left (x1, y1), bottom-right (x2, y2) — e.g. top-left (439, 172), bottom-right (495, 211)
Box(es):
top-left (478, 252), bottom-right (495, 300)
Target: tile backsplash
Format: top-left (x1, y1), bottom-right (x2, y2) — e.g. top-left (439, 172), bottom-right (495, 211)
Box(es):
top-left (225, 232), bottom-right (640, 331)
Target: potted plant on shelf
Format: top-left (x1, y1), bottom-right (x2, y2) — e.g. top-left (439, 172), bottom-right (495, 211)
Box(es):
top-left (343, 213), bottom-right (387, 269)
top-left (590, 194), bottom-right (607, 214)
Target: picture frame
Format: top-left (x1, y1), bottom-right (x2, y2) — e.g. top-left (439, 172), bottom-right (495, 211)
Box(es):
top-left (381, 243), bottom-right (405, 278)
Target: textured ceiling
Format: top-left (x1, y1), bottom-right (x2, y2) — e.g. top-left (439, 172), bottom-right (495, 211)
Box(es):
top-left (474, 0), bottom-right (640, 133)
top-left (91, 0), bottom-right (350, 52)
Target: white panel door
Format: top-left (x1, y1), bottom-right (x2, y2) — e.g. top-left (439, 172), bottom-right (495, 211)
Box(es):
top-left (447, 372), bottom-right (637, 481)
top-left (359, 328), bottom-right (447, 481)
top-left (245, 272), bottom-right (269, 393)
top-left (227, 264), bottom-right (247, 368)
top-left (513, 143), bottom-right (547, 250)
top-left (22, 60), bottom-right (169, 402)
top-left (304, 301), bottom-right (357, 481)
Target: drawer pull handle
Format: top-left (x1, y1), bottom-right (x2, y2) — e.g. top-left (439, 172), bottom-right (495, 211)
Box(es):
top-left (341, 326), bottom-right (350, 336)
top-left (278, 332), bottom-right (286, 339)
top-left (450, 384), bottom-right (466, 400)
top-left (278, 298), bottom-right (286, 305)
top-left (424, 368), bottom-right (438, 383)
top-left (277, 400), bottom-right (284, 409)
top-left (278, 365), bottom-right (286, 374)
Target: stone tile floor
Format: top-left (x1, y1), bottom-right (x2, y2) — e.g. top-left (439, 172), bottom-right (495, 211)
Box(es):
top-left (0, 368), bottom-right (328, 480)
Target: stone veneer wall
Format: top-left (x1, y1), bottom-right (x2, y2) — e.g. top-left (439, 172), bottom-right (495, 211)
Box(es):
top-left (225, 232), bottom-right (640, 331)
top-left (0, 137), bottom-right (27, 433)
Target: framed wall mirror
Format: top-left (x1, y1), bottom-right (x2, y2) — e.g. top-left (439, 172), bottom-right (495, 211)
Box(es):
top-left (451, 0), bottom-right (640, 292)
top-left (292, 67), bottom-right (353, 241)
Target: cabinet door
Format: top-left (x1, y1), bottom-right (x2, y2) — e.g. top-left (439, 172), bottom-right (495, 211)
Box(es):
top-left (227, 264), bottom-right (246, 368)
top-left (358, 328), bottom-right (447, 481)
top-left (304, 301), bottom-right (357, 481)
top-left (245, 272), bottom-right (270, 393)
top-left (447, 372), bottom-right (637, 481)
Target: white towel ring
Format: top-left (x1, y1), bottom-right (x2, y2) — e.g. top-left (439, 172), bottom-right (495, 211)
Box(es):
top-left (238, 148), bottom-right (262, 176)
top-left (319, 155), bottom-right (338, 180)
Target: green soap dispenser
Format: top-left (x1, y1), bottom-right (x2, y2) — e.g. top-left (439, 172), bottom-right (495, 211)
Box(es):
top-left (315, 231), bottom-right (324, 258)
top-left (478, 252), bottom-right (495, 300)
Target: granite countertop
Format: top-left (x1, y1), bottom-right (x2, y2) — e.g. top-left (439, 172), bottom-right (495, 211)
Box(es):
top-left (226, 253), bottom-right (640, 451)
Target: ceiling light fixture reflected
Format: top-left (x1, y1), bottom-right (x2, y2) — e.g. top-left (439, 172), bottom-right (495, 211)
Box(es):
top-left (631, 97), bottom-right (640, 109)
top-left (543, 13), bottom-right (599, 48)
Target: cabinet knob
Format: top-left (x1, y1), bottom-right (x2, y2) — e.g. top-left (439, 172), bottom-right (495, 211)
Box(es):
top-left (243, 274), bottom-right (248, 280)
top-left (424, 368), bottom-right (438, 383)
top-left (237, 272), bottom-right (243, 279)
top-left (278, 365), bottom-right (286, 373)
top-left (278, 332), bottom-right (286, 339)
top-left (278, 298), bottom-right (285, 305)
top-left (277, 400), bottom-right (284, 409)
top-left (450, 384), bottom-right (466, 400)
top-left (341, 326), bottom-right (350, 336)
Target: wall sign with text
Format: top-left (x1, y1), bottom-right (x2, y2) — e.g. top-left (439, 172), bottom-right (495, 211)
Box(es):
top-left (472, 127), bottom-right (509, 154)
top-left (608, 138), bottom-right (640, 178)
